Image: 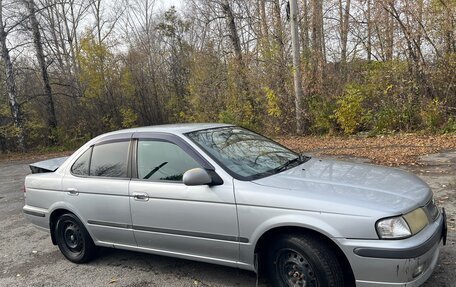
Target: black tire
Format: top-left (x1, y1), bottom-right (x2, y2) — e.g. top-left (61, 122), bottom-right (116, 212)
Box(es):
top-left (54, 213), bottom-right (98, 263)
top-left (266, 234), bottom-right (344, 287)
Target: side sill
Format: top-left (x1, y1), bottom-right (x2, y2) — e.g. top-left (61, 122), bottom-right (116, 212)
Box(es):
top-left (95, 240), bottom-right (255, 271)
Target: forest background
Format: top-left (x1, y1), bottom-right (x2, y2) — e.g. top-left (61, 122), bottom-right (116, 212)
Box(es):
top-left (0, 0), bottom-right (455, 152)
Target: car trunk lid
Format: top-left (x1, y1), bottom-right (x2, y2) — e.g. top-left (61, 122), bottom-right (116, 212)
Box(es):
top-left (29, 157), bottom-right (69, 173)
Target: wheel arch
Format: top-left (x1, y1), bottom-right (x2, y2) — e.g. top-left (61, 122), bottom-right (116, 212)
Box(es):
top-left (254, 225), bottom-right (355, 286)
top-left (48, 204), bottom-right (90, 245)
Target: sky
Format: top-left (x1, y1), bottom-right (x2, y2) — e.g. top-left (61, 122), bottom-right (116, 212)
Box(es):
top-left (159, 0), bottom-right (183, 10)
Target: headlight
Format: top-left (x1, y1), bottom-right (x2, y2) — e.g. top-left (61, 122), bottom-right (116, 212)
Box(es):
top-left (376, 216), bottom-right (411, 239)
top-left (403, 208), bottom-right (429, 234)
top-left (376, 208), bottom-right (429, 239)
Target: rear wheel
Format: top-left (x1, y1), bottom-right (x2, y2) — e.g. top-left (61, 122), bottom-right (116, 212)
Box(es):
top-left (54, 213), bottom-right (98, 263)
top-left (266, 234), bottom-right (344, 287)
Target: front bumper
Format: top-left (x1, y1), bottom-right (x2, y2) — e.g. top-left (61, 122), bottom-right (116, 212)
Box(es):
top-left (337, 209), bottom-right (447, 286)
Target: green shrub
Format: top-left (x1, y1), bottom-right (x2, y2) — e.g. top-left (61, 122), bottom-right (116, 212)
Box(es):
top-left (420, 98), bottom-right (446, 132)
top-left (443, 116), bottom-right (456, 134)
top-left (334, 85), bottom-right (367, 134)
top-left (307, 96), bottom-right (337, 134)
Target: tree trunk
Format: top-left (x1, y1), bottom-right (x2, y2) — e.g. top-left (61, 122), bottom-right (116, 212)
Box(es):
top-left (385, 2), bottom-right (394, 61)
top-left (290, 0), bottom-right (305, 134)
top-left (220, 0), bottom-right (254, 123)
top-left (272, 0), bottom-right (289, 104)
top-left (26, 0), bottom-right (58, 142)
top-left (442, 0), bottom-right (456, 54)
top-left (221, 0), bottom-right (243, 67)
top-left (339, 0), bottom-right (351, 70)
top-left (416, 0), bottom-right (423, 50)
top-left (311, 0), bottom-right (324, 95)
top-left (386, 2), bottom-right (433, 98)
top-left (0, 0), bottom-right (25, 151)
top-left (272, 0), bottom-right (285, 60)
top-left (300, 0), bottom-right (310, 55)
top-left (366, 0), bottom-right (372, 62)
top-left (258, 0), bottom-right (269, 54)
top-left (69, 0), bottom-right (82, 72)
top-left (220, 0), bottom-right (251, 96)
top-left (60, 1), bottom-right (82, 97)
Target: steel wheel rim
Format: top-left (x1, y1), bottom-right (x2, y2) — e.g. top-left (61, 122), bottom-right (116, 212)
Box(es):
top-left (61, 220), bottom-right (83, 253)
top-left (276, 248), bottom-right (318, 287)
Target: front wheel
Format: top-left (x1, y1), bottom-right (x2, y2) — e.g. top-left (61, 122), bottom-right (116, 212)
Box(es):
top-left (266, 234), bottom-right (344, 287)
top-left (54, 213), bottom-right (98, 263)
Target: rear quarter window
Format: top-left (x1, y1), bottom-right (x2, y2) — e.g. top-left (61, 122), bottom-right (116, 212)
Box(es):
top-left (71, 147), bottom-right (92, 176)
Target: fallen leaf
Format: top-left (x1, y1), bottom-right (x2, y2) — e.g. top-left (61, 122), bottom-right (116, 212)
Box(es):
top-left (277, 134), bottom-right (456, 166)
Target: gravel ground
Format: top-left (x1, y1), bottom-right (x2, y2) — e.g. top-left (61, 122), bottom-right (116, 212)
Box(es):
top-left (0, 152), bottom-right (454, 287)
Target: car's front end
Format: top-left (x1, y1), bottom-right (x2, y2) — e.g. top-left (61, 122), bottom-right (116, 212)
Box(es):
top-left (338, 200), bottom-right (446, 286)
top-left (185, 125), bottom-right (448, 286)
top-left (248, 157), bottom-right (447, 286)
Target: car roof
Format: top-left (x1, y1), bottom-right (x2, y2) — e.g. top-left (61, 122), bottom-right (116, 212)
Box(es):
top-left (101, 123), bottom-right (234, 137)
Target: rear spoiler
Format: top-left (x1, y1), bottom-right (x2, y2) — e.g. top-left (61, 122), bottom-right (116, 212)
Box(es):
top-left (29, 157), bottom-right (69, 174)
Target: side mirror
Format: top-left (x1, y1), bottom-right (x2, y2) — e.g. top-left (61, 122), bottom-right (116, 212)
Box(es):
top-left (183, 168), bottom-right (213, 186)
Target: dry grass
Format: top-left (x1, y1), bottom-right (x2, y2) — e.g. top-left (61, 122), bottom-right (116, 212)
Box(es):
top-left (0, 150), bottom-right (72, 163)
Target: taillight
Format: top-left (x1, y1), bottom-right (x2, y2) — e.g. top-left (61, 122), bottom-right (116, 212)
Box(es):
top-left (23, 185), bottom-right (26, 193)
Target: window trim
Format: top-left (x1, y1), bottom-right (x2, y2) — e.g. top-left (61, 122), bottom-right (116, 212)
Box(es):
top-left (132, 136), bottom-right (211, 183)
top-left (70, 146), bottom-right (93, 177)
top-left (70, 139), bottom-right (132, 180)
top-left (69, 131), bottom-right (224, 184)
top-left (132, 132), bottom-right (216, 171)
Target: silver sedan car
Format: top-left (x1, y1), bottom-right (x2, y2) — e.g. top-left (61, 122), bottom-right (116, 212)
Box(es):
top-left (24, 123), bottom-right (447, 287)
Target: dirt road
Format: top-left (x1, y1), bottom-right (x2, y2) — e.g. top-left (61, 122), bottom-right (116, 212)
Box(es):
top-left (0, 152), bottom-right (454, 287)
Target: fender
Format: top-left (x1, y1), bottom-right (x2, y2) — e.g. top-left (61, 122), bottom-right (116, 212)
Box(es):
top-left (238, 211), bottom-right (360, 269)
top-left (250, 213), bottom-right (343, 245)
top-left (47, 201), bottom-right (98, 242)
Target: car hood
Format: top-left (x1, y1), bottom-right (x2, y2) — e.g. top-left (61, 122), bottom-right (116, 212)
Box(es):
top-left (252, 158), bottom-right (432, 215)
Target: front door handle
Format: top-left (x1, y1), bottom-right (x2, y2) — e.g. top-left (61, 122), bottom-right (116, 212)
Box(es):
top-left (67, 188), bottom-right (79, 196)
top-left (133, 192), bottom-right (149, 201)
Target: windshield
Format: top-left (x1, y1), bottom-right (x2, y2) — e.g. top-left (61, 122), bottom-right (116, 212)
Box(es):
top-left (186, 127), bottom-right (308, 180)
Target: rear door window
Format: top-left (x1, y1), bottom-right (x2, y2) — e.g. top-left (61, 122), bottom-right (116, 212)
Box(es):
top-left (90, 141), bottom-right (130, 178)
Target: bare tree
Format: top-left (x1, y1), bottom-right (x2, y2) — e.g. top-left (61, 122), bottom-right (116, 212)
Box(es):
top-left (290, 0), bottom-right (305, 134)
top-left (257, 0), bottom-right (269, 54)
top-left (221, 0), bottom-right (243, 68)
top-left (339, 0), bottom-right (351, 70)
top-left (122, 0), bottom-right (164, 124)
top-left (366, 0), bottom-right (372, 61)
top-left (438, 0), bottom-right (455, 54)
top-left (39, 0), bottom-right (90, 95)
top-left (300, 0), bottom-right (310, 55)
top-left (220, 0), bottom-right (252, 102)
top-left (0, 0), bottom-right (25, 150)
top-left (311, 0), bottom-right (324, 95)
top-left (25, 0), bottom-right (58, 142)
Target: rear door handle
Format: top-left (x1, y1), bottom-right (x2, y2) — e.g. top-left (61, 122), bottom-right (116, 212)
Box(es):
top-left (133, 192), bottom-right (149, 201)
top-left (67, 188), bottom-right (79, 196)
